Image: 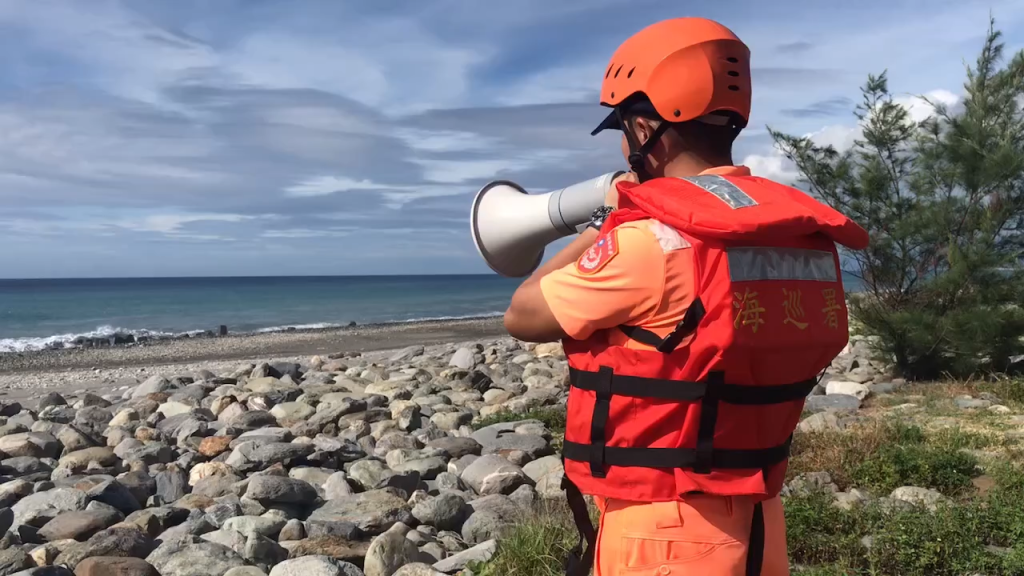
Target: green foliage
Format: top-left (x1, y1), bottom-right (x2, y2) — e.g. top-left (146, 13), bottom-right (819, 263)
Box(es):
top-left (471, 502), bottom-right (581, 576)
top-left (770, 19), bottom-right (1024, 380)
top-left (472, 407), bottom-right (567, 433)
top-left (789, 419), bottom-right (981, 493)
top-left (850, 442), bottom-right (978, 496)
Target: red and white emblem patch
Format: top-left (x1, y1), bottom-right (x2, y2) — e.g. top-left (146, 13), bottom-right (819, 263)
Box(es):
top-left (576, 230), bottom-right (619, 275)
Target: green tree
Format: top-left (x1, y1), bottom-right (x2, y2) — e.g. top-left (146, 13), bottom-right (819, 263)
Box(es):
top-left (770, 19), bottom-right (1024, 380)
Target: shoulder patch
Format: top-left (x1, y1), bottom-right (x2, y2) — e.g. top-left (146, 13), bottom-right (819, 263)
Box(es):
top-left (576, 229), bottom-right (619, 275)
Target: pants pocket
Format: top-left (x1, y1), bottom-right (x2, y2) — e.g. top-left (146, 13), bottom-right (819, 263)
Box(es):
top-left (617, 534), bottom-right (748, 575)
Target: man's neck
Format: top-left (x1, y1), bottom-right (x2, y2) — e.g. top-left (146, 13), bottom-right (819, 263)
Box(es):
top-left (661, 151), bottom-right (734, 179)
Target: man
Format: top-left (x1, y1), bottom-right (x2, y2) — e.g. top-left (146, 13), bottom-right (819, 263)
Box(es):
top-left (504, 17), bottom-right (869, 576)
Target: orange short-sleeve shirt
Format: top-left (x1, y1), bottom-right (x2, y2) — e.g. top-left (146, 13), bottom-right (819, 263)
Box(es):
top-left (539, 166), bottom-right (751, 346)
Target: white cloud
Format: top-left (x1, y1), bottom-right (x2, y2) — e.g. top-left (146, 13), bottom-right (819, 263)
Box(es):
top-left (743, 150), bottom-right (800, 184)
top-left (284, 176), bottom-right (410, 198)
top-left (394, 128), bottom-right (498, 153)
top-left (0, 1), bottom-right (217, 107)
top-left (744, 88), bottom-right (965, 184)
top-left (496, 63), bottom-right (602, 107)
top-left (261, 228), bottom-right (355, 239)
top-left (120, 213), bottom-right (261, 234)
top-left (894, 89), bottom-right (962, 123)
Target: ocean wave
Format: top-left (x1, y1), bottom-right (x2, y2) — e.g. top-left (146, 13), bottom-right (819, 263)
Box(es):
top-left (252, 322), bottom-right (343, 333)
top-left (0, 312), bottom-right (507, 354)
top-left (0, 325), bottom-right (210, 353)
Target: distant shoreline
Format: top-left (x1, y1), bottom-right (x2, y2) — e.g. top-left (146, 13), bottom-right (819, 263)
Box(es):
top-left (0, 316), bottom-right (508, 374)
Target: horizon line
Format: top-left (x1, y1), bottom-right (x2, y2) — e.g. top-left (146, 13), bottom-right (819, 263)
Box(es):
top-left (0, 272), bottom-right (508, 282)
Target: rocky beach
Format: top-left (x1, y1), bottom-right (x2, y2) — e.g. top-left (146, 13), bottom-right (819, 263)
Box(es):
top-left (0, 324), bottom-right (1009, 576)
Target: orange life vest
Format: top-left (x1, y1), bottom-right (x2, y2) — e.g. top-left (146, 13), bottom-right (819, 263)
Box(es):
top-left (561, 174), bottom-right (870, 503)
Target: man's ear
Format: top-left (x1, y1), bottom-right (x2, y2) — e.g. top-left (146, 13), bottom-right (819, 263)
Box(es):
top-left (632, 117), bottom-right (655, 146)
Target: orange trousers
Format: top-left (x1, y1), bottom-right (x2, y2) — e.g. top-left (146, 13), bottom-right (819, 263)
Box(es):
top-left (594, 495), bottom-right (790, 576)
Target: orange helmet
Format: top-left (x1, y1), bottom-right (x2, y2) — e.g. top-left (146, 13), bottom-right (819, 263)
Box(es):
top-left (592, 17), bottom-right (751, 137)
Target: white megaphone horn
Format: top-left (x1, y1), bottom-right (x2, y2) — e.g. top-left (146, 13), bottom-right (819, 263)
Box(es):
top-left (471, 171), bottom-right (624, 278)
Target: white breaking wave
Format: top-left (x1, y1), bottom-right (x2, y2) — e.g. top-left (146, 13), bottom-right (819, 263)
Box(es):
top-left (0, 324), bottom-right (209, 353)
top-left (0, 312), bottom-right (506, 354)
top-left (253, 322), bottom-right (342, 333)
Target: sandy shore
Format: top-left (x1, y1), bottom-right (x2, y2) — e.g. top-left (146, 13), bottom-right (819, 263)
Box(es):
top-left (0, 317), bottom-right (507, 397)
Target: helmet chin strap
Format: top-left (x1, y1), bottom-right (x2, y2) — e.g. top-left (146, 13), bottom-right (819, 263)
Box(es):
top-left (615, 107), bottom-right (672, 184)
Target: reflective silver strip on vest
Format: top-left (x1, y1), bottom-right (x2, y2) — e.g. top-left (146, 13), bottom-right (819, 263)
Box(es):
top-left (683, 175), bottom-right (758, 209)
top-left (728, 247), bottom-right (838, 282)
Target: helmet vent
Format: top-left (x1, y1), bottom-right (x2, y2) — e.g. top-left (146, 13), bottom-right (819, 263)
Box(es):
top-left (727, 85), bottom-right (740, 91)
top-left (727, 71), bottom-right (739, 77)
top-left (605, 64), bottom-right (614, 79)
top-left (627, 67), bottom-right (635, 79)
top-left (726, 57), bottom-right (739, 63)
top-left (614, 64), bottom-right (623, 78)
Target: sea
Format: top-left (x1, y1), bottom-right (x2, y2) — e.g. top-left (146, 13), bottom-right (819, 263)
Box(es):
top-left (0, 272), bottom-right (865, 353)
top-left (0, 275), bottom-right (520, 353)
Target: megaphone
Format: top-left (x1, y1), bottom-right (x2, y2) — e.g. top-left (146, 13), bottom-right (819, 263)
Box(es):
top-left (471, 171), bottom-right (624, 278)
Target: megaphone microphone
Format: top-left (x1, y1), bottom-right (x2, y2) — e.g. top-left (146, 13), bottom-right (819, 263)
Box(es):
top-left (471, 171), bottom-right (624, 278)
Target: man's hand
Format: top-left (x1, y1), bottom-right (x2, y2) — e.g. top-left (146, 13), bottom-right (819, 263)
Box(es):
top-left (605, 171), bottom-right (638, 209)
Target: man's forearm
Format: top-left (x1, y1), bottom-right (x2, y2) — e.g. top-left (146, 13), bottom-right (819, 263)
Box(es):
top-left (504, 227), bottom-right (600, 343)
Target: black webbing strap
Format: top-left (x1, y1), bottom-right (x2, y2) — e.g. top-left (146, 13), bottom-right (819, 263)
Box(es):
top-left (561, 473), bottom-right (596, 576)
top-left (588, 367), bottom-right (614, 478)
top-left (746, 501), bottom-right (765, 576)
top-left (570, 367), bottom-right (707, 401)
top-left (694, 371), bottom-right (724, 474)
top-left (561, 436), bottom-right (793, 470)
top-left (619, 297), bottom-right (706, 353)
top-left (569, 368), bottom-right (816, 406)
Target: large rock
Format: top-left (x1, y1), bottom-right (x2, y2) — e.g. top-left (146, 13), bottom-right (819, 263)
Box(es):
top-left (244, 532), bottom-right (288, 566)
top-left (270, 403), bottom-right (316, 427)
top-left (797, 412), bottom-right (843, 433)
top-left (146, 542), bottom-right (248, 576)
top-left (425, 437), bottom-right (481, 460)
top-left (0, 433), bottom-right (60, 459)
top-left (54, 526), bottom-right (156, 568)
top-left (363, 522), bottom-right (420, 576)
top-left (889, 486), bottom-right (948, 511)
top-left (12, 488), bottom-right (89, 527)
top-left (74, 557), bottom-right (160, 576)
top-left (390, 346), bottom-right (425, 364)
top-left (38, 508), bottom-right (121, 542)
top-left (411, 493), bottom-right (470, 532)
top-left (244, 476), bottom-right (317, 507)
top-left (225, 442), bottom-right (314, 473)
top-left (0, 548), bottom-right (33, 574)
top-left (825, 381), bottom-right (870, 400)
top-left (133, 376), bottom-right (174, 399)
top-left (323, 473), bottom-right (354, 500)
top-left (221, 516), bottom-right (286, 539)
top-left (803, 394), bottom-right (861, 414)
top-left (58, 447), bottom-right (118, 472)
top-left (394, 564), bottom-right (446, 576)
top-left (269, 556), bottom-right (363, 576)
top-left (87, 480), bottom-right (141, 515)
top-left (448, 349), bottom-right (476, 370)
top-left (432, 539), bottom-right (497, 573)
top-left (461, 455), bottom-right (530, 496)
top-left (461, 495), bottom-right (520, 544)
top-left (245, 377), bottom-right (298, 395)
top-left (471, 421), bottom-right (552, 452)
top-left (284, 537), bottom-right (369, 565)
top-left (307, 488), bottom-right (413, 536)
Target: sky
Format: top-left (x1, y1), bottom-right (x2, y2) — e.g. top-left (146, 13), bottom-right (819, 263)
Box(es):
top-left (0, 0), bottom-right (1022, 279)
